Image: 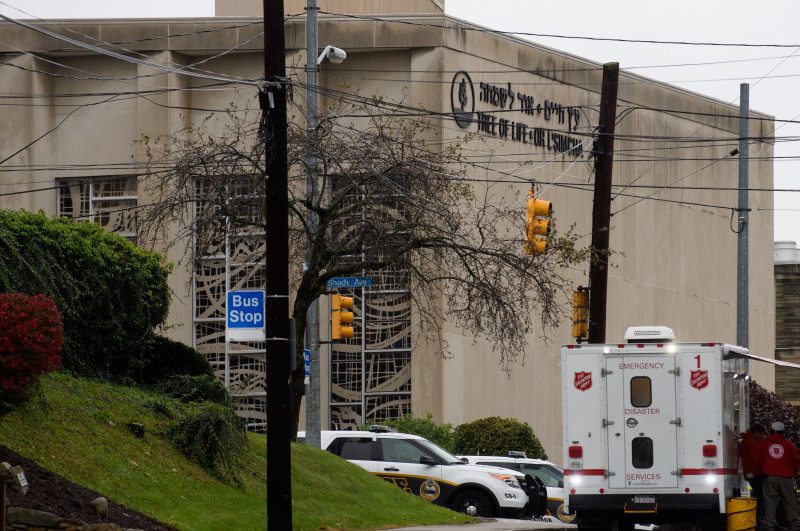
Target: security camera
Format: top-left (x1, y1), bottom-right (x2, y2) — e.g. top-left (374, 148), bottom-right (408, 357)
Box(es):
top-left (317, 45), bottom-right (346, 65)
top-left (327, 46), bottom-right (346, 63)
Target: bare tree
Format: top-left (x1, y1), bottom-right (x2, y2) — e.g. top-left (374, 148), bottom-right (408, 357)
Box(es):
top-left (137, 92), bottom-right (590, 436)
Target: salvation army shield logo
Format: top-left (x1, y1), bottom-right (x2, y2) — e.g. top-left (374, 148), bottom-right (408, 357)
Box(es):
top-left (769, 444), bottom-right (785, 459)
top-left (690, 370), bottom-right (709, 390)
top-left (574, 371), bottom-right (592, 392)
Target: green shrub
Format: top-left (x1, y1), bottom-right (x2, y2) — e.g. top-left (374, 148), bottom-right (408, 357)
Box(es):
top-left (167, 401), bottom-right (248, 484)
top-left (155, 374), bottom-right (231, 406)
top-left (136, 335), bottom-right (213, 385)
top-left (371, 413), bottom-right (456, 453)
top-left (453, 417), bottom-right (547, 459)
top-left (145, 394), bottom-right (183, 421)
top-left (0, 210), bottom-right (171, 381)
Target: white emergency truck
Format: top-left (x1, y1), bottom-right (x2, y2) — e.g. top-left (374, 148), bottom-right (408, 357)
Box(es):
top-left (560, 326), bottom-right (778, 531)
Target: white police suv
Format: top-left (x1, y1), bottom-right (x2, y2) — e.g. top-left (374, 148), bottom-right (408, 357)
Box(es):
top-left (317, 427), bottom-right (546, 518)
top-left (458, 451), bottom-right (575, 523)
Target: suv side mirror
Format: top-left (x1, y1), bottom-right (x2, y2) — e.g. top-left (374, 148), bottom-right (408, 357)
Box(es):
top-left (420, 455), bottom-right (437, 466)
top-left (558, 480), bottom-right (564, 488)
top-left (460, 457), bottom-right (468, 464)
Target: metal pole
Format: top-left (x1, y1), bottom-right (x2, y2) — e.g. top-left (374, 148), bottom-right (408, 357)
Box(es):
top-left (304, 0), bottom-right (322, 449)
top-left (737, 83), bottom-right (749, 349)
top-left (587, 62), bottom-right (619, 344)
top-left (737, 83), bottom-right (750, 428)
top-left (263, 0), bottom-right (292, 528)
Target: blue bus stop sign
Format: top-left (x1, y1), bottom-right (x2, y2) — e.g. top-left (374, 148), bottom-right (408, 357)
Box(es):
top-left (226, 290), bottom-right (265, 341)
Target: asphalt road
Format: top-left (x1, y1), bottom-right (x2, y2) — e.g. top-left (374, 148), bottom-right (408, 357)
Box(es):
top-left (398, 517), bottom-right (578, 530)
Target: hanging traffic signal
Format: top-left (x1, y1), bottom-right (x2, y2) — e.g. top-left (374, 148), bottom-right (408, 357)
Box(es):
top-left (572, 289), bottom-right (589, 340)
top-left (525, 189), bottom-right (551, 254)
top-left (331, 293), bottom-right (354, 340)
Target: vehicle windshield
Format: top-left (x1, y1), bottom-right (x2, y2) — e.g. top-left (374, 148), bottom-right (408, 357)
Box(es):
top-left (416, 439), bottom-right (463, 464)
top-left (519, 463), bottom-right (564, 488)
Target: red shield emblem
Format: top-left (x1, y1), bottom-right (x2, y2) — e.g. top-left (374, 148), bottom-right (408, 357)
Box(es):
top-left (690, 370), bottom-right (709, 390)
top-left (574, 371), bottom-right (592, 392)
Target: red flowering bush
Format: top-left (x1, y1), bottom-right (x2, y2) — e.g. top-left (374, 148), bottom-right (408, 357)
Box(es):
top-left (0, 293), bottom-right (63, 396)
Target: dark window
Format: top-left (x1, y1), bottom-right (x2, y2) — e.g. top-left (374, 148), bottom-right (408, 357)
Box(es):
top-left (380, 438), bottom-right (429, 463)
top-left (630, 377), bottom-right (652, 407)
top-left (632, 437), bottom-right (654, 469)
top-left (328, 437), bottom-right (375, 460)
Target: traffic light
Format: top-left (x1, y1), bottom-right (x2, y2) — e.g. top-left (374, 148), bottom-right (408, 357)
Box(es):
top-left (525, 189), bottom-right (551, 254)
top-left (572, 289), bottom-right (589, 340)
top-left (331, 293), bottom-right (354, 340)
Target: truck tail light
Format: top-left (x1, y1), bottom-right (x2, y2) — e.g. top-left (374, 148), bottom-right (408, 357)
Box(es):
top-left (569, 446), bottom-right (583, 470)
top-left (703, 444), bottom-right (717, 469)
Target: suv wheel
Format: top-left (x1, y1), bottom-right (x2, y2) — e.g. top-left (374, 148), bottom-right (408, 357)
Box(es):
top-left (450, 490), bottom-right (494, 517)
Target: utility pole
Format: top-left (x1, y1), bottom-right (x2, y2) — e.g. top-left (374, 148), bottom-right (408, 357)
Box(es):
top-left (304, 0), bottom-right (322, 449)
top-left (737, 83), bottom-right (750, 427)
top-left (263, 0), bottom-right (292, 528)
top-left (737, 82), bottom-right (749, 349)
top-left (587, 62), bottom-right (619, 344)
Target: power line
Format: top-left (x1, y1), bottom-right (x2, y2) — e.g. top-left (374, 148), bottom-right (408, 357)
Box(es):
top-left (317, 11), bottom-right (800, 49)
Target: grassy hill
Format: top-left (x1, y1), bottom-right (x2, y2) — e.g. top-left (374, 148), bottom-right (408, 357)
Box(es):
top-left (0, 372), bottom-right (473, 530)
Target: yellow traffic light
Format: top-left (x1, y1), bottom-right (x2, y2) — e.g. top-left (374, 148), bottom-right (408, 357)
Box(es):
top-left (572, 290), bottom-right (588, 339)
top-left (525, 189), bottom-right (551, 254)
top-left (331, 294), bottom-right (354, 340)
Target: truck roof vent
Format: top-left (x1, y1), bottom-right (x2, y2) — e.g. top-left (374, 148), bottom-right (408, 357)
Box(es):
top-left (624, 326), bottom-right (675, 343)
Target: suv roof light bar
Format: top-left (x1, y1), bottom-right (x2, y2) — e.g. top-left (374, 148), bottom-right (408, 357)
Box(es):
top-left (368, 425), bottom-right (397, 433)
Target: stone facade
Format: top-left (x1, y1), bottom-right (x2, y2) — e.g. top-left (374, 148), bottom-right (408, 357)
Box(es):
top-left (775, 245), bottom-right (800, 405)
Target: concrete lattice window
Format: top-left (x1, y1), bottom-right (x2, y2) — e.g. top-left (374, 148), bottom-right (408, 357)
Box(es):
top-left (57, 175), bottom-right (138, 240)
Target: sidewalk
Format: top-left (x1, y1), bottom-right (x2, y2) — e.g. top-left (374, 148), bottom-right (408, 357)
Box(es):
top-left (398, 517), bottom-right (578, 530)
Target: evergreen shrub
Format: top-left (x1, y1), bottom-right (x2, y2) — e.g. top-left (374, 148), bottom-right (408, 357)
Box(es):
top-left (453, 416), bottom-right (547, 459)
top-left (155, 374), bottom-right (231, 406)
top-left (137, 335), bottom-right (214, 385)
top-left (0, 210), bottom-right (171, 381)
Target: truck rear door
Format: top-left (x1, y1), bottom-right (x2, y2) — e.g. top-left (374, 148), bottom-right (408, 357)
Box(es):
top-left (606, 354), bottom-right (679, 489)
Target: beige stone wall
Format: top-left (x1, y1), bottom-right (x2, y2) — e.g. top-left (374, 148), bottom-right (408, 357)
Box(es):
top-left (0, 14), bottom-right (775, 464)
top-left (216, 0), bottom-right (445, 17)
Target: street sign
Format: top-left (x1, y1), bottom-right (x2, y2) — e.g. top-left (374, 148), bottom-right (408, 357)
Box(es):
top-left (326, 277), bottom-right (372, 289)
top-left (303, 349), bottom-right (311, 377)
top-left (226, 290), bottom-right (265, 342)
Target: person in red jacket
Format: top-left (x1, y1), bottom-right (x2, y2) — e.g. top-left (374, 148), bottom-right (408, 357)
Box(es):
top-left (755, 421), bottom-right (800, 531)
top-left (741, 424), bottom-right (767, 527)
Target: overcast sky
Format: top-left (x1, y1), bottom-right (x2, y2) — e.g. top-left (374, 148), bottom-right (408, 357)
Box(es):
top-left (4, 0), bottom-right (800, 245)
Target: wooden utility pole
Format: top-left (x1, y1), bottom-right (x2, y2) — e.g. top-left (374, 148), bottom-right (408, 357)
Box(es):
top-left (587, 62), bottom-right (619, 344)
top-left (263, 0), bottom-right (292, 528)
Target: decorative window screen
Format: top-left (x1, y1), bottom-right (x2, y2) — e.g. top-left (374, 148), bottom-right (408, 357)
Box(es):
top-left (57, 176), bottom-right (138, 239)
top-left (192, 176), bottom-right (267, 431)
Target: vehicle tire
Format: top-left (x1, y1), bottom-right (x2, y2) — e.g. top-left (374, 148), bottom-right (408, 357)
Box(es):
top-left (450, 490), bottom-right (495, 518)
